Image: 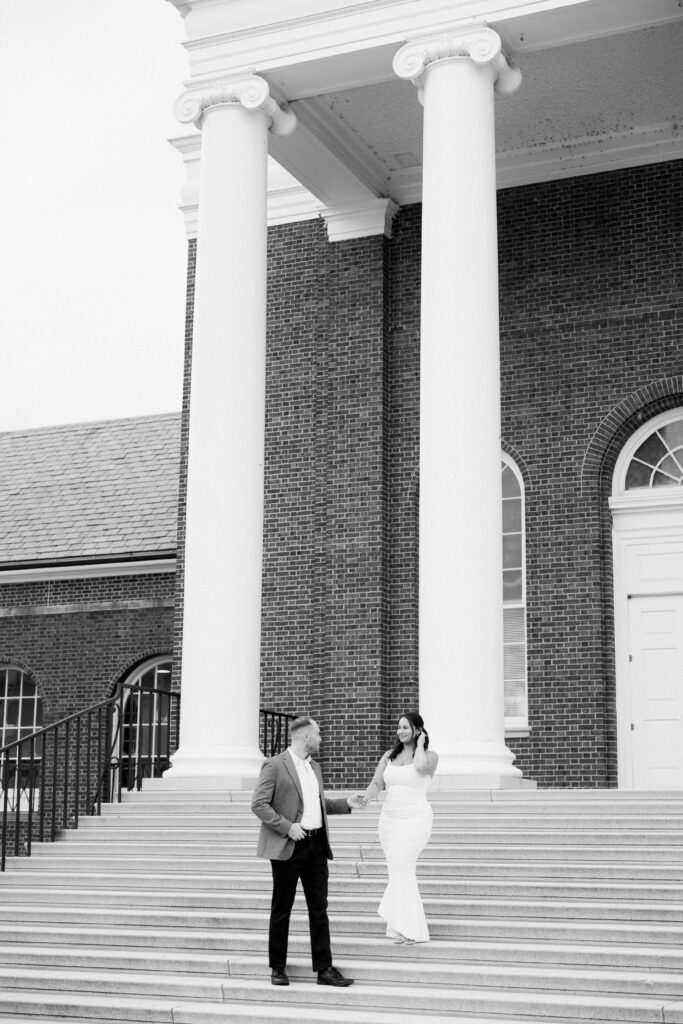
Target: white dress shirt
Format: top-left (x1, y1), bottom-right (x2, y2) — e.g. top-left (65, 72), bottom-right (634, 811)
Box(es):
top-left (288, 747), bottom-right (323, 829)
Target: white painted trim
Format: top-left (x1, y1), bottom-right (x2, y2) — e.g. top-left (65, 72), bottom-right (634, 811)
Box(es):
top-left (170, 0), bottom-right (679, 86)
top-left (610, 407), bottom-right (683, 788)
top-left (291, 97), bottom-right (391, 198)
top-left (0, 559), bottom-right (176, 584)
top-left (268, 188), bottom-right (323, 225)
top-left (174, 121), bottom-right (683, 240)
top-left (323, 198), bottom-right (398, 240)
top-left (502, 453), bottom-right (529, 732)
top-left (611, 520), bottom-right (683, 789)
top-left (497, 122), bottom-right (683, 191)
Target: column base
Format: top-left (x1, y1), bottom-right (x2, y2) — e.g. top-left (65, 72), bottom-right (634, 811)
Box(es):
top-left (430, 773), bottom-right (536, 791)
top-left (430, 740), bottom-right (526, 790)
top-left (163, 744), bottom-right (265, 789)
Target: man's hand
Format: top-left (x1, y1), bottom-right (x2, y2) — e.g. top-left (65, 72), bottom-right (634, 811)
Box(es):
top-left (288, 823), bottom-right (306, 841)
top-left (347, 793), bottom-right (367, 810)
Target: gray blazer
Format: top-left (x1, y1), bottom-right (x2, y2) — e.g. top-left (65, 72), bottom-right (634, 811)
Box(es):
top-left (251, 750), bottom-right (351, 861)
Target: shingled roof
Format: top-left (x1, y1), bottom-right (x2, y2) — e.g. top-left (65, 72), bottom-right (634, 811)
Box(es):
top-left (0, 413), bottom-right (181, 566)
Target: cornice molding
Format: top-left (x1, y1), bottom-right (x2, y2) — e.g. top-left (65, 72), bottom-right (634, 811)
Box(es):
top-left (169, 1), bottom-right (680, 88)
top-left (0, 558), bottom-right (177, 584)
top-left (610, 492), bottom-right (683, 520)
top-left (173, 117), bottom-right (683, 238)
top-left (174, 75), bottom-right (297, 135)
top-left (393, 26), bottom-right (522, 97)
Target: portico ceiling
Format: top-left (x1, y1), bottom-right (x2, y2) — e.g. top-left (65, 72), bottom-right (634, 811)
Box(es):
top-left (315, 21), bottom-right (683, 198)
top-left (168, 0), bottom-right (683, 229)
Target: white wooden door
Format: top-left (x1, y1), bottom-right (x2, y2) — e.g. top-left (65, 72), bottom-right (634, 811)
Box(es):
top-left (628, 595), bottom-right (683, 789)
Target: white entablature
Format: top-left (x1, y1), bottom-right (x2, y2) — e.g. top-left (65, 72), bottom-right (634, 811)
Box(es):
top-left (166, 0), bottom-right (683, 238)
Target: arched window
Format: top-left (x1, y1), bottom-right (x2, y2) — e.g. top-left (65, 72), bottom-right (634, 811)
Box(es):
top-left (113, 657), bottom-right (173, 790)
top-left (620, 412), bottom-right (683, 492)
top-left (0, 666), bottom-right (42, 809)
top-left (502, 458), bottom-right (528, 731)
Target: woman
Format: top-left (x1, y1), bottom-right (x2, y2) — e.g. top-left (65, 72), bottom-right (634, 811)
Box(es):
top-left (361, 712), bottom-right (438, 943)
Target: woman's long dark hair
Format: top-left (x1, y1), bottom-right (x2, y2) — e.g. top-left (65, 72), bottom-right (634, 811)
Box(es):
top-left (388, 711), bottom-right (429, 761)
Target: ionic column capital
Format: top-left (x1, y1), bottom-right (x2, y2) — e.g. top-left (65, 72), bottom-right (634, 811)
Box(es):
top-left (393, 26), bottom-right (521, 98)
top-left (174, 75), bottom-right (297, 136)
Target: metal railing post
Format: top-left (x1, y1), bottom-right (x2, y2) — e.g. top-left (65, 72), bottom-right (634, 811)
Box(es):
top-left (26, 736), bottom-right (36, 857)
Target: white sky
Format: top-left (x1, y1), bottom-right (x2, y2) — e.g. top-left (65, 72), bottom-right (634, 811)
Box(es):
top-left (0, 0), bottom-right (190, 432)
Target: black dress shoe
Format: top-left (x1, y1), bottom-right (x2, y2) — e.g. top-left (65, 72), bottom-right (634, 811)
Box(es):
top-left (271, 967), bottom-right (289, 986)
top-left (317, 965), bottom-right (353, 987)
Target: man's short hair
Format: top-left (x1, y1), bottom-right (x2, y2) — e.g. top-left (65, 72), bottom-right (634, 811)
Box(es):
top-left (290, 715), bottom-right (315, 735)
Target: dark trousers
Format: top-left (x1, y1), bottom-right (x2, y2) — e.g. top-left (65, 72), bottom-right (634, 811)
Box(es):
top-left (269, 834), bottom-right (331, 972)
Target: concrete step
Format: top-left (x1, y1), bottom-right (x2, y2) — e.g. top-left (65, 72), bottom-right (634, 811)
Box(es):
top-left (2, 890), bottom-right (683, 923)
top-left (100, 803), bottom-right (683, 827)
top-left (11, 843), bottom-right (683, 866)
top-left (69, 828), bottom-right (683, 851)
top-left (0, 945), bottom-right (230, 976)
top-left (1, 904), bottom-right (682, 944)
top-left (0, 966), bottom-right (224, 1000)
top-left (2, 924), bottom-right (683, 971)
top-left (0, 1006), bottom-right (597, 1024)
top-left (8, 857), bottom-right (683, 884)
top-left (172, 1004), bottom-right (681, 1024)
top-left (79, 815), bottom-right (683, 844)
top-left (0, 966), bottom-right (678, 1022)
top-left (4, 876), bottom-right (683, 904)
top-left (127, 783), bottom-right (683, 802)
top-left (0, 992), bottom-right (177, 1023)
top-left (200, 976), bottom-right (680, 1022)
top-left (4, 947), bottom-right (683, 999)
top-left (229, 953), bottom-right (683, 999)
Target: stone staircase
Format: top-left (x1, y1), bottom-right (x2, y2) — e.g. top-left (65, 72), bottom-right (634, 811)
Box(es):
top-left (1, 785), bottom-right (683, 1023)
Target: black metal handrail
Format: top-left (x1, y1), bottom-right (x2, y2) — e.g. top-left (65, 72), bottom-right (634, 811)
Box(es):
top-left (1, 695), bottom-right (296, 870)
top-left (0, 682), bottom-right (179, 871)
top-left (260, 709), bottom-right (297, 757)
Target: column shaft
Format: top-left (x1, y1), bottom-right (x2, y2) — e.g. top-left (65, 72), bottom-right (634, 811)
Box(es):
top-left (167, 101), bottom-right (268, 782)
top-left (418, 56), bottom-right (521, 784)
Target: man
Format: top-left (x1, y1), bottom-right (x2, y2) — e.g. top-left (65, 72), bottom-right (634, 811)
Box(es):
top-left (251, 715), bottom-right (365, 987)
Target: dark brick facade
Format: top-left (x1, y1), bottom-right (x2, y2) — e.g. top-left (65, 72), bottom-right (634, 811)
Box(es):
top-left (262, 224), bottom-right (392, 786)
top-left (497, 160), bottom-right (683, 785)
top-left (172, 239), bottom-right (197, 695)
top-left (0, 573), bottom-right (175, 722)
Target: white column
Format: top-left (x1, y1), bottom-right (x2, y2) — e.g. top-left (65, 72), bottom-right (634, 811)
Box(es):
top-left (166, 78), bottom-right (295, 785)
top-left (394, 30), bottom-right (524, 787)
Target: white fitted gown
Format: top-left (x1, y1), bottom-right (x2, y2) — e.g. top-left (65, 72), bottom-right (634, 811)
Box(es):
top-left (377, 762), bottom-right (433, 942)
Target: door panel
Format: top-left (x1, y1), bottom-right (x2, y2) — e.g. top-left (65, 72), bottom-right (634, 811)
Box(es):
top-left (628, 595), bottom-right (683, 788)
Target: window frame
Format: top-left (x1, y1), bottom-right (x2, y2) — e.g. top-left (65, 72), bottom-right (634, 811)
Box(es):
top-left (613, 409), bottom-right (683, 501)
top-left (0, 665), bottom-right (43, 812)
top-left (502, 455), bottom-right (529, 735)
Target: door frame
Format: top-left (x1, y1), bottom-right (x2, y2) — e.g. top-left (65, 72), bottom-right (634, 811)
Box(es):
top-left (611, 493), bottom-right (683, 788)
top-left (610, 409), bottom-right (683, 789)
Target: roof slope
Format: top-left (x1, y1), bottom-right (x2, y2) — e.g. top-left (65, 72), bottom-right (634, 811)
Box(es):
top-left (0, 413), bottom-right (181, 565)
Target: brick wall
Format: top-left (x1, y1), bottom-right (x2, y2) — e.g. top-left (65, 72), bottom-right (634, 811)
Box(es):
top-left (0, 573), bottom-right (175, 721)
top-left (262, 221), bottom-right (391, 786)
top-left (172, 238), bottom-right (197, 694)
top-left (497, 159), bottom-right (683, 785)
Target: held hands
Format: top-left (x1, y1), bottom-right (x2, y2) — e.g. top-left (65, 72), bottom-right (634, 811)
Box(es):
top-left (288, 822), bottom-right (306, 841)
top-left (347, 793), bottom-right (368, 810)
